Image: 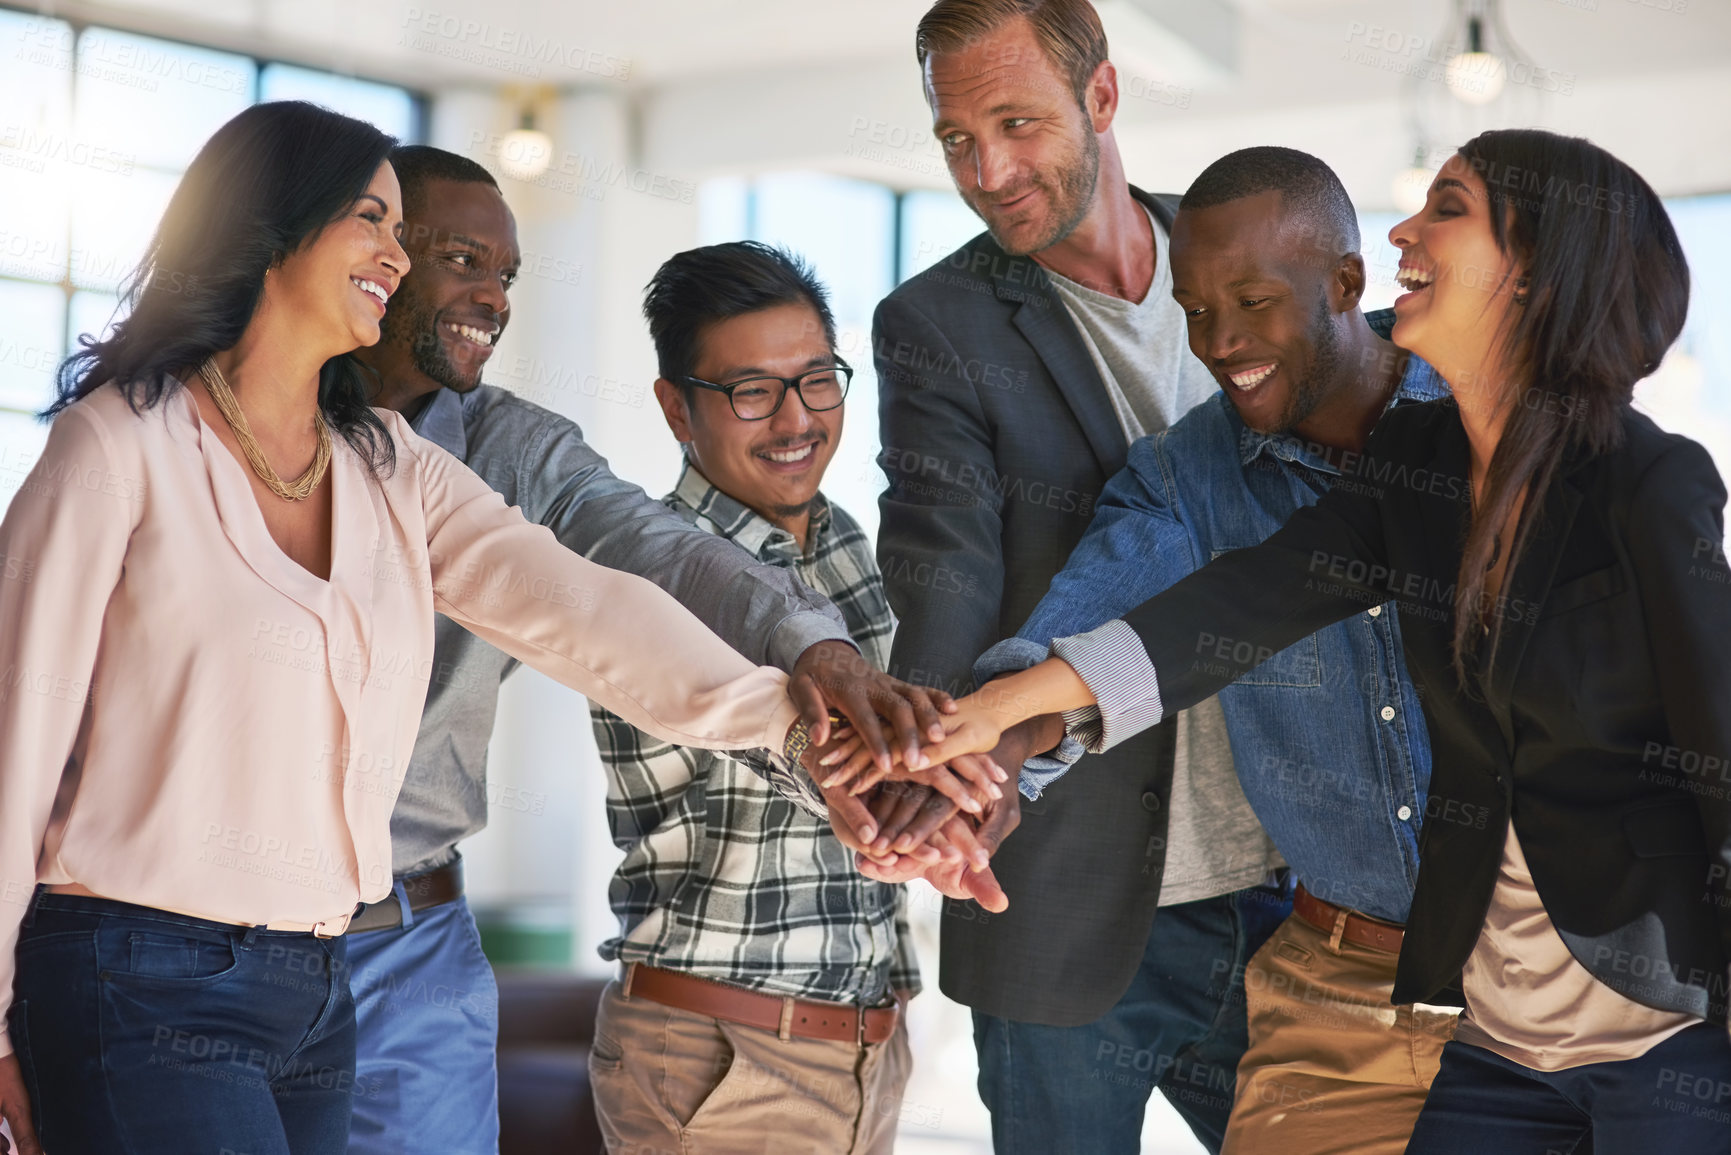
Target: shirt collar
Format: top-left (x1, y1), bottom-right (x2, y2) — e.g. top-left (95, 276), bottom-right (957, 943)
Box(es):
top-left (672, 460), bottom-right (833, 561)
top-left (1235, 347), bottom-right (1448, 473)
top-left (408, 386), bottom-right (470, 459)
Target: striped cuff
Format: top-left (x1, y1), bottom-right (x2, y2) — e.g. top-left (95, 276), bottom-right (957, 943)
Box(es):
top-left (1049, 618), bottom-right (1165, 753)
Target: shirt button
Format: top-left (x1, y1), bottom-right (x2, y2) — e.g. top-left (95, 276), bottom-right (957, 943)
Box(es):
top-left (1141, 791), bottom-right (1161, 812)
top-left (1397, 805), bottom-right (1413, 821)
top-left (1380, 705), bottom-right (1396, 721)
top-left (1368, 605), bottom-right (1383, 617)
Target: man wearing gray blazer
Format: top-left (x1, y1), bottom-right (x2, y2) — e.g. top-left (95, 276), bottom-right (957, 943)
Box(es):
top-left (871, 3), bottom-right (1290, 1151)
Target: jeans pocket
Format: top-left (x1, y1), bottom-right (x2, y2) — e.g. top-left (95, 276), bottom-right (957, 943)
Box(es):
top-left (109, 928), bottom-right (242, 986)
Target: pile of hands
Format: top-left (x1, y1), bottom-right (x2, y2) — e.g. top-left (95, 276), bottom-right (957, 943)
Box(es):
top-left (788, 642), bottom-right (1050, 914)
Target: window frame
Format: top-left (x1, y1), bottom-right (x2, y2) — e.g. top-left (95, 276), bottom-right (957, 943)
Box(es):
top-left (0, 3), bottom-right (428, 417)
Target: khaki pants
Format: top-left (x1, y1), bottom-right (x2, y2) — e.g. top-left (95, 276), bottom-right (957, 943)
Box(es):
top-left (1223, 911), bottom-right (1459, 1155)
top-left (589, 978), bottom-right (913, 1155)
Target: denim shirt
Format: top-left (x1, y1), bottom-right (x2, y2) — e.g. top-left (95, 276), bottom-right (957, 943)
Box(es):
top-left (977, 329), bottom-right (1445, 923)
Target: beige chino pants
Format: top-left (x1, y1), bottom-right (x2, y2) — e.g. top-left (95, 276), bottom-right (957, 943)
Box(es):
top-left (589, 978), bottom-right (913, 1155)
top-left (1223, 911), bottom-right (1459, 1155)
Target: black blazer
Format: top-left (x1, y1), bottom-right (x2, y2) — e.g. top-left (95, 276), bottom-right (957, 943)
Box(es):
top-left (873, 188), bottom-right (1186, 1025)
top-left (1122, 398), bottom-right (1731, 1019)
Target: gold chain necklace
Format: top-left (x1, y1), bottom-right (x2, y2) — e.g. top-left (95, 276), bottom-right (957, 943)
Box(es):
top-left (198, 358), bottom-right (332, 502)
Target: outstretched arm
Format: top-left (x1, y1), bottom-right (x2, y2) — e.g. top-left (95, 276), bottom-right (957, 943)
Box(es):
top-left (523, 415), bottom-right (953, 773)
top-left (416, 433), bottom-right (799, 754)
top-left (915, 456), bottom-right (1400, 766)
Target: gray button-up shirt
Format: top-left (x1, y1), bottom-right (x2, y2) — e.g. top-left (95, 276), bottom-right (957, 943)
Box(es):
top-left (390, 385), bottom-right (851, 877)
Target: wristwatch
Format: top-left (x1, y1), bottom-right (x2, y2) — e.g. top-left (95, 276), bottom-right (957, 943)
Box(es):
top-left (782, 710), bottom-right (849, 767)
top-left (783, 718), bottom-right (816, 767)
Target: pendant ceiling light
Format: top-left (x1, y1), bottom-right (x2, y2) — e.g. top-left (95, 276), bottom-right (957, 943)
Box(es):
top-left (499, 107), bottom-right (553, 181)
top-left (1391, 0), bottom-right (1549, 210)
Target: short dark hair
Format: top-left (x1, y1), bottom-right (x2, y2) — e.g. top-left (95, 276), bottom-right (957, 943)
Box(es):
top-left (1181, 146), bottom-right (1361, 256)
top-left (388, 144), bottom-right (499, 220)
top-left (915, 0), bottom-right (1108, 107)
top-left (642, 241), bottom-right (836, 388)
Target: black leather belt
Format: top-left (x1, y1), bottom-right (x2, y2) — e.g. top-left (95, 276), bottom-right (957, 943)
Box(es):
top-left (348, 860), bottom-right (464, 935)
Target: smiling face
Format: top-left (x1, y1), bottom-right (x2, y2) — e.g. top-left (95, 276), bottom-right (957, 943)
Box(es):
top-left (1388, 154), bottom-right (1524, 398)
top-left (1171, 190), bottom-right (1353, 435)
top-left (376, 177), bottom-right (520, 398)
top-left (267, 161), bottom-right (408, 358)
top-left (925, 17), bottom-right (1103, 257)
top-left (654, 301), bottom-right (843, 534)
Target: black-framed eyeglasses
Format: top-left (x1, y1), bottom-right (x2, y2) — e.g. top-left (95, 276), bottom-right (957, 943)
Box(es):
top-left (681, 358), bottom-right (852, 421)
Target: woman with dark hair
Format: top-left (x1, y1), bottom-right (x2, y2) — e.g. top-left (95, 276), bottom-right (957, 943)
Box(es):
top-left (0, 100), bottom-right (848, 1154)
top-left (879, 128), bottom-right (1731, 1149)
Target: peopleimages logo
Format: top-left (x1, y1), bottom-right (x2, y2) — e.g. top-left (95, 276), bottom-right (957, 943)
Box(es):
top-left (400, 9), bottom-right (632, 81)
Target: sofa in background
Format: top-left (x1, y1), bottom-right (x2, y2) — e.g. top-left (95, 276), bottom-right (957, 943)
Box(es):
top-left (495, 968), bottom-right (609, 1155)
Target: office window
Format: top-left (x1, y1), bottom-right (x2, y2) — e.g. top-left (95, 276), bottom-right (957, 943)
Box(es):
top-left (700, 172), bottom-right (899, 540)
top-left (72, 28), bottom-right (255, 170)
top-left (0, 279), bottom-right (65, 412)
top-left (259, 63), bottom-right (419, 141)
top-left (1637, 193), bottom-right (1731, 508)
top-left (698, 177), bottom-right (988, 539)
top-left (899, 187), bottom-right (982, 281)
top-left (0, 10), bottom-right (422, 516)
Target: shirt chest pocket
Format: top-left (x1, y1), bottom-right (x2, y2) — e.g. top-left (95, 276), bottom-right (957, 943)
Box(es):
top-left (1209, 547), bottom-right (1323, 688)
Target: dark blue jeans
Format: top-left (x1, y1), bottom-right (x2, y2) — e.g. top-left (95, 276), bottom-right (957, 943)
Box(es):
top-left (1408, 1025), bottom-right (1731, 1154)
top-left (973, 881), bottom-right (1292, 1155)
top-left (7, 891), bottom-right (357, 1154)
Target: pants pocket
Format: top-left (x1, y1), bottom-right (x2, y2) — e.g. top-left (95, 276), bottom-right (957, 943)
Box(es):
top-left (675, 1032), bottom-right (742, 1131)
top-left (128, 932), bottom-right (238, 981)
top-left (107, 926), bottom-right (242, 988)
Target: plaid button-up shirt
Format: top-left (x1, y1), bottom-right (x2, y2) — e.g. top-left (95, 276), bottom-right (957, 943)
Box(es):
top-left (590, 463), bottom-right (918, 1004)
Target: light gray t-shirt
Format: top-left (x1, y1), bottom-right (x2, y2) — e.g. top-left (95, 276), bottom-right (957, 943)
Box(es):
top-left (1046, 209), bottom-right (1285, 906)
top-left (1044, 207), bottom-right (1217, 442)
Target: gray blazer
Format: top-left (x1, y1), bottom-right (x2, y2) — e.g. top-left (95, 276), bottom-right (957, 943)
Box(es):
top-left (874, 187), bottom-right (1184, 1025)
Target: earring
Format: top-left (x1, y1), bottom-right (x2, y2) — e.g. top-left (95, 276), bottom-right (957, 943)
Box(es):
top-left (1513, 276), bottom-right (1529, 306)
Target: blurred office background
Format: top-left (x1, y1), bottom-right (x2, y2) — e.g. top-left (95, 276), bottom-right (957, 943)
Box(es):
top-left (1, 1), bottom-right (1727, 1150)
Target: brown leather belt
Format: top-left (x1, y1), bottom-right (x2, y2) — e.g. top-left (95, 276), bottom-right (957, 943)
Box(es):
top-left (624, 963), bottom-right (901, 1046)
top-left (348, 860), bottom-right (464, 935)
top-left (1292, 883), bottom-right (1405, 954)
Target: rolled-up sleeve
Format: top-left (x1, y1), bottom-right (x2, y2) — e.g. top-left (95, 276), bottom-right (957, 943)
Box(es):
top-left (1049, 619), bottom-right (1165, 753)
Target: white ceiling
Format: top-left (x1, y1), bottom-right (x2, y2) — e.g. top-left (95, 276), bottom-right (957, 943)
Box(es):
top-left (22, 0), bottom-right (1731, 204)
top-left (34, 0), bottom-right (1731, 99)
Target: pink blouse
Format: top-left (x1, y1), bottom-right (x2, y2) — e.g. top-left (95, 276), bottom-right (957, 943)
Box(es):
top-left (0, 382), bottom-right (799, 1057)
